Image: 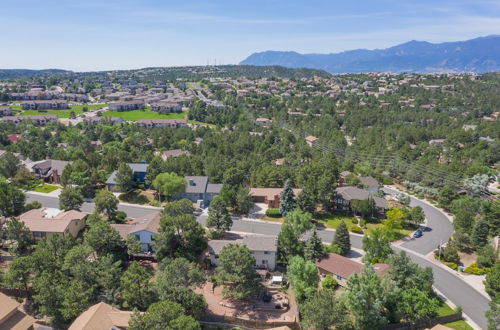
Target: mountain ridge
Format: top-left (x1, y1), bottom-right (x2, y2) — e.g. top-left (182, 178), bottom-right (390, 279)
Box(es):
top-left (240, 35), bottom-right (500, 73)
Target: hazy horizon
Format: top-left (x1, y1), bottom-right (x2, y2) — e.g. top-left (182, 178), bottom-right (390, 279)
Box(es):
top-left (1, 0), bottom-right (499, 71)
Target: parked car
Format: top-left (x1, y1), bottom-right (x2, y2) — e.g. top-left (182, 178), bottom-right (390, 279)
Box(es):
top-left (413, 229), bottom-right (423, 238)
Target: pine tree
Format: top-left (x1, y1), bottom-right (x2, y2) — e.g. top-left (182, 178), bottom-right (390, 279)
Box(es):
top-left (471, 219), bottom-right (489, 250)
top-left (334, 220), bottom-right (351, 255)
top-left (304, 230), bottom-right (324, 261)
top-left (279, 179), bottom-right (296, 216)
top-left (297, 189), bottom-right (316, 214)
top-left (115, 163), bottom-right (134, 192)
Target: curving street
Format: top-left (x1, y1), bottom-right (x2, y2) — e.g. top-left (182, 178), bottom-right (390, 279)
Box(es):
top-left (25, 190), bottom-right (489, 328)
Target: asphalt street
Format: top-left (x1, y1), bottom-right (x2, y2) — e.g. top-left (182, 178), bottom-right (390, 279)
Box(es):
top-left (25, 191), bottom-right (488, 328)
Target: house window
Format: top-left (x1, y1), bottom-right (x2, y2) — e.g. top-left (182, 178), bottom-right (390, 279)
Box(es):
top-left (34, 232), bottom-right (42, 237)
top-left (135, 234), bottom-right (140, 241)
top-left (214, 254), bottom-right (219, 259)
top-left (262, 260), bottom-right (268, 264)
top-left (336, 275), bottom-right (343, 281)
top-left (264, 251), bottom-right (271, 255)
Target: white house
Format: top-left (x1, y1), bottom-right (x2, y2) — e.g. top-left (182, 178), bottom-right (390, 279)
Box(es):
top-left (207, 234), bottom-right (278, 271)
top-left (111, 213), bottom-right (160, 252)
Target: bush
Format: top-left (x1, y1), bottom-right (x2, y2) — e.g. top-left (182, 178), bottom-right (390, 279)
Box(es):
top-left (322, 275), bottom-right (338, 290)
top-left (351, 218), bottom-right (358, 224)
top-left (265, 208), bottom-right (282, 218)
top-left (350, 226), bottom-right (363, 234)
top-left (326, 243), bottom-right (342, 254)
top-left (445, 262), bottom-right (458, 270)
top-left (464, 263), bottom-right (488, 275)
top-left (359, 218), bottom-right (366, 227)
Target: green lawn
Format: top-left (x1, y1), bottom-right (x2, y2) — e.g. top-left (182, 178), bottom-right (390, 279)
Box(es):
top-left (19, 103), bottom-right (107, 118)
top-left (32, 184), bottom-right (59, 193)
top-left (314, 213), bottom-right (359, 231)
top-left (442, 320), bottom-right (473, 330)
top-left (103, 107), bottom-right (187, 121)
top-left (437, 302), bottom-right (455, 317)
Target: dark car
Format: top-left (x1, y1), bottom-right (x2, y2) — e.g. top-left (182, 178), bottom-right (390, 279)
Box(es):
top-left (413, 229), bottom-right (423, 238)
top-left (262, 292), bottom-right (272, 303)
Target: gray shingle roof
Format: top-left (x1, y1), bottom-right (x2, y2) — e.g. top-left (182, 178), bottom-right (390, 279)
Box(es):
top-left (207, 234), bottom-right (278, 255)
top-left (185, 176), bottom-right (208, 194)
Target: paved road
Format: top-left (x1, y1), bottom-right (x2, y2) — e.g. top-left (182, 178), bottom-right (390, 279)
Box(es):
top-left (26, 191), bottom-right (488, 328)
top-left (26, 193), bottom-right (161, 218)
top-left (383, 187), bottom-right (454, 255)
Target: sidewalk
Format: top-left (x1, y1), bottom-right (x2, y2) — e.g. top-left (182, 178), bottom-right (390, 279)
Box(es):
top-left (26, 188), bottom-right (61, 198)
top-left (425, 251), bottom-right (490, 300)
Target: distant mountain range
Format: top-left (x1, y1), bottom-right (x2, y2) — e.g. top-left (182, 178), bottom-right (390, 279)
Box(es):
top-left (0, 69), bottom-right (70, 79)
top-left (240, 36), bottom-right (500, 73)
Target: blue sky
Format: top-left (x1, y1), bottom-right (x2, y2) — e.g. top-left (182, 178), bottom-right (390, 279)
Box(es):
top-left (1, 0), bottom-right (499, 71)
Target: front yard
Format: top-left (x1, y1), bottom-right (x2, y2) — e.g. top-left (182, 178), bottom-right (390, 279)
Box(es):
top-left (437, 302), bottom-right (473, 330)
top-left (32, 184), bottom-right (59, 193)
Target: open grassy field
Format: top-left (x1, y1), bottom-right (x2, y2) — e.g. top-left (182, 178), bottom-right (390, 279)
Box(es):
top-left (102, 107), bottom-right (187, 121)
top-left (18, 103), bottom-right (107, 118)
top-left (32, 184), bottom-right (59, 193)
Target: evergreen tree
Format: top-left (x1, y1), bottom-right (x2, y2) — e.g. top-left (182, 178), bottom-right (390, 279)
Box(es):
top-left (279, 179), bottom-right (296, 216)
top-left (206, 196), bottom-right (232, 235)
top-left (297, 189), bottom-right (316, 214)
top-left (471, 219), bottom-right (489, 249)
top-left (333, 220), bottom-right (351, 255)
top-left (304, 230), bottom-right (324, 261)
top-left (115, 163), bottom-right (134, 192)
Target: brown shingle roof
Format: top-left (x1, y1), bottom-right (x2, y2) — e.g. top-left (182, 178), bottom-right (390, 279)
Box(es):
top-left (315, 253), bottom-right (389, 279)
top-left (19, 208), bottom-right (86, 233)
top-left (68, 302), bottom-right (133, 330)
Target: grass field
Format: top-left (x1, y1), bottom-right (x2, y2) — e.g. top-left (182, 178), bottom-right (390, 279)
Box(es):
top-left (102, 107), bottom-right (187, 121)
top-left (32, 184), bottom-right (59, 193)
top-left (18, 103), bottom-right (107, 118)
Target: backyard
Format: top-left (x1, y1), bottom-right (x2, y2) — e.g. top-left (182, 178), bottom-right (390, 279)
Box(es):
top-left (102, 106), bottom-right (187, 121)
top-left (437, 302), bottom-right (473, 330)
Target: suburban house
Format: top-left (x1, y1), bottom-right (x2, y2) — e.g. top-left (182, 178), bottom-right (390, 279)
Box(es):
top-left (2, 114), bottom-right (58, 126)
top-left (254, 117), bottom-right (272, 126)
top-left (207, 234), bottom-right (278, 271)
top-left (175, 176), bottom-right (222, 205)
top-left (359, 176), bottom-right (381, 192)
top-left (249, 187), bottom-right (302, 208)
top-left (150, 101), bottom-right (183, 113)
top-left (83, 116), bottom-right (125, 125)
top-left (111, 212), bottom-right (160, 252)
top-left (106, 163), bottom-right (148, 192)
top-left (29, 159), bottom-right (70, 184)
top-left (0, 292), bottom-right (37, 330)
top-left (315, 253), bottom-right (390, 287)
top-left (109, 100), bottom-right (145, 111)
top-left (69, 302), bottom-right (133, 330)
top-left (160, 149), bottom-right (190, 161)
top-left (305, 135), bottom-right (318, 147)
top-left (0, 106), bottom-right (13, 117)
top-left (21, 100), bottom-right (68, 110)
top-left (18, 208), bottom-right (87, 240)
top-left (136, 119), bottom-right (187, 128)
top-left (334, 186), bottom-right (388, 216)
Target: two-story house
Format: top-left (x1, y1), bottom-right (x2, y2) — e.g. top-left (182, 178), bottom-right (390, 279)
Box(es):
top-left (111, 212), bottom-right (160, 252)
top-left (18, 208), bottom-right (87, 240)
top-left (106, 163), bottom-right (148, 192)
top-left (207, 234), bottom-right (278, 271)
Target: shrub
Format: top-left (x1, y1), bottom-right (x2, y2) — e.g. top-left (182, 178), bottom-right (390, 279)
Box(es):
top-left (351, 218), bottom-right (358, 224)
top-left (464, 263), bottom-right (488, 275)
top-left (326, 243), bottom-right (342, 254)
top-left (322, 275), bottom-right (338, 290)
top-left (359, 219), bottom-right (366, 227)
top-left (445, 262), bottom-right (458, 270)
top-left (265, 208), bottom-right (282, 218)
top-left (350, 226), bottom-right (363, 234)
